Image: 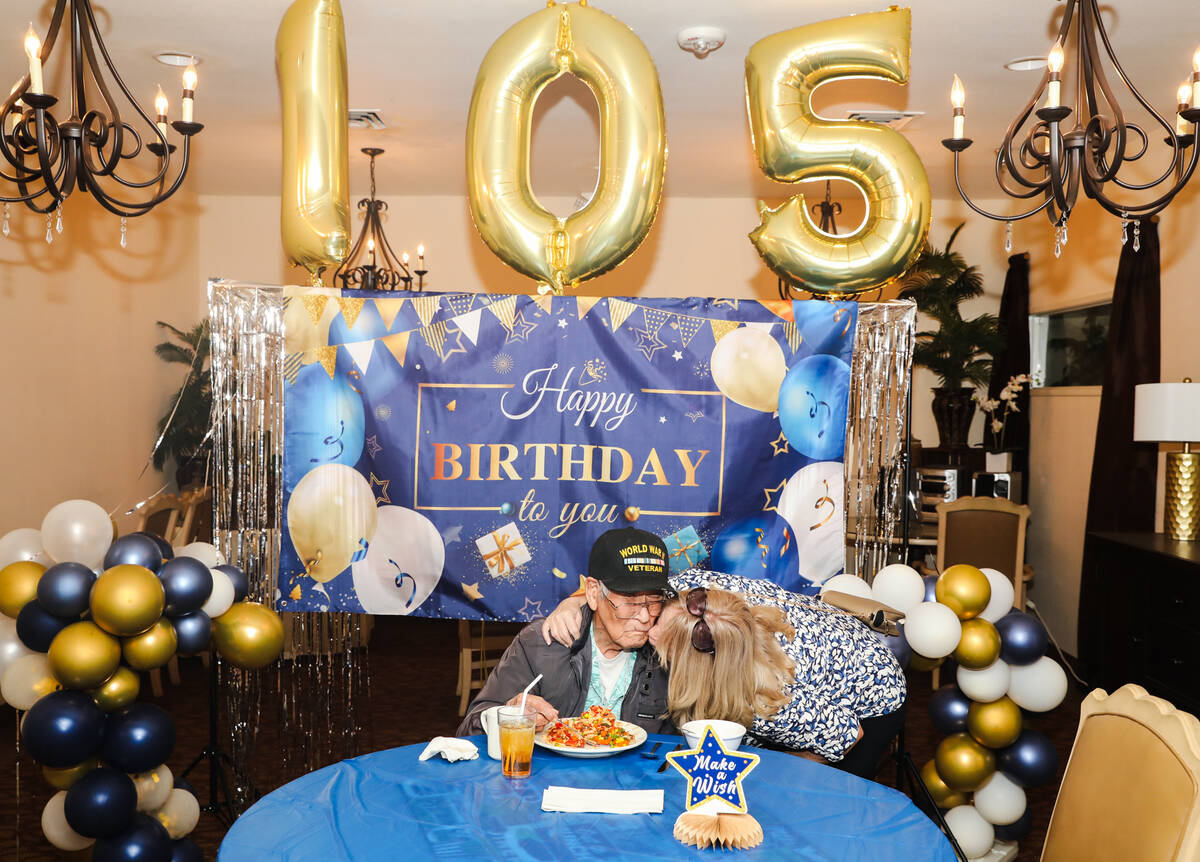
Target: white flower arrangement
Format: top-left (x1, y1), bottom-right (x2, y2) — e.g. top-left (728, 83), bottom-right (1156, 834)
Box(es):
top-left (978, 374), bottom-right (1031, 450)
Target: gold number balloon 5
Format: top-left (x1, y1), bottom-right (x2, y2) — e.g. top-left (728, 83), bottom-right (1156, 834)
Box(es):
top-left (466, 1), bottom-right (666, 294)
top-left (745, 8), bottom-right (931, 297)
top-left (276, 0), bottom-right (351, 284)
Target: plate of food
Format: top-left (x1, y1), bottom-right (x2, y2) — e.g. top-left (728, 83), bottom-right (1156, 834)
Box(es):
top-left (535, 705), bottom-right (648, 758)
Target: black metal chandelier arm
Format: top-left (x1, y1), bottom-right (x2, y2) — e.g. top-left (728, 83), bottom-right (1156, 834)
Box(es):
top-left (995, 152), bottom-right (1051, 200)
top-left (951, 153), bottom-right (1054, 222)
top-left (1085, 141), bottom-right (1200, 219)
top-left (80, 0), bottom-right (164, 141)
top-left (1087, 121), bottom-right (1182, 193)
top-left (1044, 125), bottom-right (1076, 216)
top-left (79, 136), bottom-right (193, 218)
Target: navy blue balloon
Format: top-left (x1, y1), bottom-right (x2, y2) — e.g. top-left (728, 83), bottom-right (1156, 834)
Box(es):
top-left (997, 728), bottom-right (1058, 787)
top-left (102, 703), bottom-right (176, 774)
top-left (21, 690), bottom-right (106, 767)
top-left (215, 564), bottom-right (249, 603)
top-left (283, 362), bottom-right (365, 492)
top-left (170, 838), bottom-right (205, 862)
top-left (710, 512), bottom-right (801, 589)
top-left (791, 301), bottom-right (857, 356)
top-left (996, 611), bottom-right (1049, 666)
top-left (173, 610), bottom-right (212, 655)
top-left (992, 801), bottom-right (1033, 841)
top-left (929, 685), bottom-right (973, 735)
top-left (922, 573), bottom-right (939, 604)
top-left (777, 354), bottom-right (851, 461)
top-left (64, 766), bottom-right (137, 839)
top-left (37, 562), bottom-right (97, 618)
top-left (92, 813), bottom-right (172, 862)
top-left (876, 624), bottom-right (911, 670)
top-left (16, 599), bottom-right (72, 652)
top-left (130, 531), bottom-right (174, 563)
top-left (103, 534), bottom-right (165, 573)
top-left (157, 557), bottom-right (213, 617)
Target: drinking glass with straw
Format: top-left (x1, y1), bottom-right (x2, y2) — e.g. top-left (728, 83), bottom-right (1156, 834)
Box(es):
top-left (499, 674), bottom-right (541, 779)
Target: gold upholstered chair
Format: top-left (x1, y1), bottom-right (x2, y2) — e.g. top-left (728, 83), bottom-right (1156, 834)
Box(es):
top-left (934, 495), bottom-right (1033, 609)
top-left (1040, 684), bottom-right (1200, 861)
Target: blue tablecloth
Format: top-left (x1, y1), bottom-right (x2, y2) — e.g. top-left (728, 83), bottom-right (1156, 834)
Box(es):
top-left (220, 734), bottom-right (954, 861)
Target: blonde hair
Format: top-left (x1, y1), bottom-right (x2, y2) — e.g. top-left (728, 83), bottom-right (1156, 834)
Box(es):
top-left (655, 588), bottom-right (795, 728)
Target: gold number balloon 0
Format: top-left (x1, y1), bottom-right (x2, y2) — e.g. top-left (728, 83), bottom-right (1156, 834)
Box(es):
top-left (276, 0), bottom-right (351, 284)
top-left (745, 8), bottom-right (931, 297)
top-left (466, 1), bottom-right (666, 294)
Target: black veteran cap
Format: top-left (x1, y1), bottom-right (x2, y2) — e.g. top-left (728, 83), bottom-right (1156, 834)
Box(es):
top-left (588, 528), bottom-right (670, 593)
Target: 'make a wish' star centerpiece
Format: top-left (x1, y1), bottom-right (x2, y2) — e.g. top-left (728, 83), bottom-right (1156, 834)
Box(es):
top-left (666, 726), bottom-right (764, 850)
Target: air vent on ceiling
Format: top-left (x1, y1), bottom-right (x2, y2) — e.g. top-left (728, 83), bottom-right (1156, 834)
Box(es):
top-left (348, 109), bottom-right (388, 130)
top-left (844, 110), bottom-right (924, 130)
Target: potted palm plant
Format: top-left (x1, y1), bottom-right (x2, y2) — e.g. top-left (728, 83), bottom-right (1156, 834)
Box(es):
top-left (153, 320), bottom-right (211, 489)
top-left (898, 225), bottom-right (1001, 449)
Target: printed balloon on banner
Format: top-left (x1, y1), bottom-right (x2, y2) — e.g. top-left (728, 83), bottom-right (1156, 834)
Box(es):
top-left (352, 506), bottom-right (445, 614)
top-left (775, 461), bottom-right (844, 585)
top-left (789, 302), bottom-right (856, 356)
top-left (284, 288), bottom-right (342, 364)
top-left (287, 463), bottom-right (378, 583)
top-left (710, 512), bottom-right (802, 591)
top-left (284, 362), bottom-right (366, 491)
top-left (710, 328), bottom-right (788, 413)
top-left (777, 354), bottom-right (850, 461)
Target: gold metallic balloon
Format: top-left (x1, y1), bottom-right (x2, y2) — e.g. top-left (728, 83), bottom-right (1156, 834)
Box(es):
top-left (91, 666), bottom-right (140, 712)
top-left (936, 564), bottom-right (992, 620)
top-left (90, 565), bottom-right (165, 637)
top-left (745, 8), bottom-right (931, 296)
top-left (0, 560), bottom-right (45, 617)
top-left (287, 464), bottom-right (379, 583)
top-left (277, 0), bottom-right (350, 283)
top-left (122, 619), bottom-right (178, 671)
top-left (920, 758), bottom-right (968, 810)
top-left (953, 618), bottom-right (1002, 670)
top-left (934, 732), bottom-right (996, 793)
top-left (909, 653), bottom-right (945, 672)
top-left (967, 695), bottom-right (1023, 749)
top-left (47, 622), bottom-right (121, 690)
top-left (43, 757), bottom-right (99, 791)
top-left (213, 602), bottom-right (285, 670)
top-left (466, 1), bottom-right (666, 294)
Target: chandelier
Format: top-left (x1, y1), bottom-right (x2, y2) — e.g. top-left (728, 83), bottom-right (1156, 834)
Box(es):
top-left (335, 148), bottom-right (427, 292)
top-left (1, 0), bottom-right (202, 239)
top-left (944, 0), bottom-right (1200, 256)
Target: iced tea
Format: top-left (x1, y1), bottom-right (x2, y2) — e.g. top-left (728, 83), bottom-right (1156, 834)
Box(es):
top-left (498, 706), bottom-right (536, 779)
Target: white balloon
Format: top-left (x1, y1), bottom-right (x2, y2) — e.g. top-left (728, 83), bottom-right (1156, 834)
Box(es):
top-left (201, 569), bottom-right (236, 619)
top-left (1, 653), bottom-right (59, 711)
top-left (1007, 656), bottom-right (1068, 712)
top-left (903, 602), bottom-right (963, 659)
top-left (42, 791), bottom-right (95, 852)
top-left (153, 788), bottom-right (200, 839)
top-left (979, 568), bottom-right (1016, 623)
top-left (820, 573), bottom-right (873, 600)
top-left (944, 805), bottom-right (995, 859)
top-left (974, 771), bottom-right (1027, 826)
top-left (133, 764), bottom-right (174, 812)
top-left (40, 500), bottom-right (112, 569)
top-left (957, 659), bottom-right (1012, 703)
top-left (0, 614), bottom-right (35, 683)
top-left (871, 564), bottom-right (926, 613)
top-left (351, 506), bottom-right (445, 614)
top-left (176, 542), bottom-right (226, 568)
top-left (0, 528), bottom-right (51, 568)
top-left (776, 461), bottom-right (845, 585)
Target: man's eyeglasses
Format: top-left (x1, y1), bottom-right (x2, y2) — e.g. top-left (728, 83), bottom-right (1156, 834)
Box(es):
top-left (600, 585), bottom-right (667, 620)
top-left (685, 587), bottom-right (714, 654)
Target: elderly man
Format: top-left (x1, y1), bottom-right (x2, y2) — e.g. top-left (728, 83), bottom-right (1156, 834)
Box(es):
top-left (458, 527), bottom-right (674, 735)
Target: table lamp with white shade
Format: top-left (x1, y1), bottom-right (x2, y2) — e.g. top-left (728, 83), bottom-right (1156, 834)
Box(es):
top-left (1134, 380), bottom-right (1200, 541)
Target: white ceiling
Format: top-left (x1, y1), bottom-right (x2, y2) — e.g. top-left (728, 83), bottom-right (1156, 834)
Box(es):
top-left (4, 1), bottom-right (1199, 204)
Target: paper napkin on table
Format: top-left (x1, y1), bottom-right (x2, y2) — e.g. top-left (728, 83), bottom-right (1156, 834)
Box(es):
top-left (541, 786), bottom-right (664, 814)
top-left (418, 737), bottom-right (479, 762)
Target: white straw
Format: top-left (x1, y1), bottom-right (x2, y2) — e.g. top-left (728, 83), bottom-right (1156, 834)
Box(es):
top-left (520, 673), bottom-right (543, 714)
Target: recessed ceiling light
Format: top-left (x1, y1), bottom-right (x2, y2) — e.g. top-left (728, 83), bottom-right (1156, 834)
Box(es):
top-left (1004, 56), bottom-right (1046, 72)
top-left (155, 52), bottom-right (201, 67)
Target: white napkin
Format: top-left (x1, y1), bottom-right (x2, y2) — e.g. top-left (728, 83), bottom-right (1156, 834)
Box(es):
top-left (541, 785), bottom-right (664, 815)
top-left (418, 737), bottom-right (479, 762)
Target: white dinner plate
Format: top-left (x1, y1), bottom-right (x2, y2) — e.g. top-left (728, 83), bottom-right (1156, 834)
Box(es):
top-left (534, 720), bottom-right (648, 758)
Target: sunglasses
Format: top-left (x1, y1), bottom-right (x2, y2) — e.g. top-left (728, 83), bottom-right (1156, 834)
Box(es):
top-left (685, 588), bottom-right (714, 654)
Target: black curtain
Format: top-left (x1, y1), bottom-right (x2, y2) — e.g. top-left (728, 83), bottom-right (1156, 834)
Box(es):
top-left (1078, 218), bottom-right (1160, 670)
top-left (984, 253), bottom-right (1031, 479)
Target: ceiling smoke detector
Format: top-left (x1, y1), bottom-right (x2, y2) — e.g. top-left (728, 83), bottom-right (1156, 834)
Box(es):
top-left (844, 110), bottom-right (925, 130)
top-left (677, 26), bottom-right (725, 59)
top-left (348, 109), bottom-right (388, 130)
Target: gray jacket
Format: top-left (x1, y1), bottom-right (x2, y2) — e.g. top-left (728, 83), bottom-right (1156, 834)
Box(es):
top-left (457, 607), bottom-right (673, 736)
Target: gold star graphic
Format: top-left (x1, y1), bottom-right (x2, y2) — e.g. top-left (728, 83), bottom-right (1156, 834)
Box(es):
top-left (369, 472), bottom-right (391, 504)
top-left (462, 581), bottom-right (483, 601)
top-left (447, 400), bottom-right (457, 412)
top-left (770, 432), bottom-right (790, 456)
top-left (762, 479), bottom-right (787, 513)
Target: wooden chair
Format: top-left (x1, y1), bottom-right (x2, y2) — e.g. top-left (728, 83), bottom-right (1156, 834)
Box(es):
top-left (457, 620), bottom-right (523, 716)
top-left (1040, 684), bottom-right (1200, 861)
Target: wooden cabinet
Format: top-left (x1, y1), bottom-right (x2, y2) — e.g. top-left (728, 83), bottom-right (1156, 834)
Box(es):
top-left (1079, 532), bottom-right (1200, 716)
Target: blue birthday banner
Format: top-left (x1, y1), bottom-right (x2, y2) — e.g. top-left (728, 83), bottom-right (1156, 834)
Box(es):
top-left (278, 289), bottom-right (857, 621)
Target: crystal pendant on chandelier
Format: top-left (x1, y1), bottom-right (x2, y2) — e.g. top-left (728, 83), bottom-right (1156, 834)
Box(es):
top-left (44, 212), bottom-right (52, 245)
top-left (2, 203), bottom-right (9, 238)
top-left (120, 217), bottom-right (127, 250)
top-left (55, 207), bottom-right (62, 235)
top-left (1004, 221), bottom-right (1013, 254)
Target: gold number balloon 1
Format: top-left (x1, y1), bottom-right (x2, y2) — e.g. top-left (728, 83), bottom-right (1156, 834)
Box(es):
top-left (277, 0), bottom-right (350, 284)
top-left (466, 1), bottom-right (666, 294)
top-left (745, 7), bottom-right (931, 297)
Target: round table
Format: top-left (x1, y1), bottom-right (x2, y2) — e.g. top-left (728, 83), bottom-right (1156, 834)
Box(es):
top-left (219, 734), bottom-right (955, 861)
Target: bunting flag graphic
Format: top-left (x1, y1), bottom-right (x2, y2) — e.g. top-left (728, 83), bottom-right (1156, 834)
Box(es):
top-left (642, 307), bottom-right (672, 338)
top-left (762, 300), bottom-right (795, 322)
top-left (374, 298), bottom-right (406, 330)
top-left (421, 321), bottom-right (448, 360)
top-left (283, 352), bottom-right (303, 386)
top-left (674, 314), bottom-right (705, 348)
top-left (710, 319), bottom-right (740, 344)
top-left (445, 294), bottom-right (476, 316)
top-left (486, 295), bottom-right (518, 331)
top-left (301, 294), bottom-right (330, 327)
top-left (608, 298), bottom-right (637, 332)
top-left (531, 294), bottom-right (554, 315)
top-left (344, 339), bottom-right (375, 375)
top-left (337, 297), bottom-right (366, 330)
top-left (411, 295), bottom-right (441, 328)
top-left (783, 321), bottom-right (801, 353)
top-left (576, 296), bottom-right (602, 320)
top-left (380, 330), bottom-right (411, 367)
top-left (455, 308), bottom-right (483, 345)
top-left (315, 344), bottom-right (338, 378)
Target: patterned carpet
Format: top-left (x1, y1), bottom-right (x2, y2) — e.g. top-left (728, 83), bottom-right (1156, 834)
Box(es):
top-left (1, 615), bottom-right (1085, 860)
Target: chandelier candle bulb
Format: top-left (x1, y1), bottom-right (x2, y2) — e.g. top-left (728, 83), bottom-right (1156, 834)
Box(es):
top-left (24, 24), bottom-right (43, 94)
top-left (1046, 40), bottom-right (1064, 109)
top-left (181, 61), bottom-right (197, 123)
top-left (1192, 48), bottom-right (1200, 108)
top-left (418, 243), bottom-right (425, 265)
top-left (951, 75), bottom-right (966, 139)
top-left (154, 85), bottom-right (168, 138)
top-left (1180, 83), bottom-right (1193, 136)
